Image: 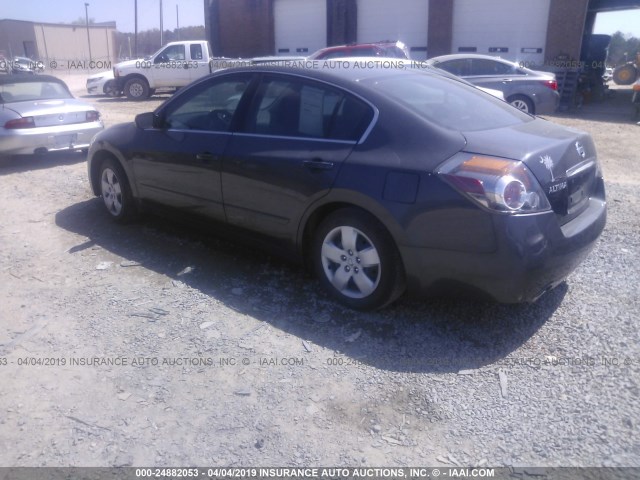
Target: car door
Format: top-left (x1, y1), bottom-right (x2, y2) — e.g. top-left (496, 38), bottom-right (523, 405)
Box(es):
top-left (465, 58), bottom-right (520, 96)
top-left (150, 44), bottom-right (191, 88)
top-left (131, 73), bottom-right (255, 221)
top-left (221, 74), bottom-right (374, 240)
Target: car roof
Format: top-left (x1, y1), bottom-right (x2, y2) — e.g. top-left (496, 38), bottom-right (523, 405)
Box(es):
top-left (428, 53), bottom-right (517, 64)
top-left (0, 74), bottom-right (66, 85)
top-left (222, 59), bottom-right (431, 82)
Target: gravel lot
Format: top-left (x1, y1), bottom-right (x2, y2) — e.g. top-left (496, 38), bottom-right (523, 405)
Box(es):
top-left (1, 72), bottom-right (639, 468)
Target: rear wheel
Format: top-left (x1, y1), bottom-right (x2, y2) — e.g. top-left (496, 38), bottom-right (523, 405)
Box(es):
top-left (508, 95), bottom-right (534, 114)
top-left (612, 64), bottom-right (638, 86)
top-left (124, 77), bottom-right (150, 100)
top-left (312, 208), bottom-right (405, 310)
top-left (99, 158), bottom-right (135, 222)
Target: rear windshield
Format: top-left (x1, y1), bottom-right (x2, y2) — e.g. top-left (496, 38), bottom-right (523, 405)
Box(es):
top-left (0, 81), bottom-right (72, 103)
top-left (362, 72), bottom-right (532, 131)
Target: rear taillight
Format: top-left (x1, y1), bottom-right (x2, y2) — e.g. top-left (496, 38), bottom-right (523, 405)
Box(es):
top-left (438, 154), bottom-right (551, 214)
top-left (542, 79), bottom-right (558, 91)
top-left (633, 82), bottom-right (640, 92)
top-left (86, 111), bottom-right (100, 122)
top-left (4, 116), bottom-right (35, 129)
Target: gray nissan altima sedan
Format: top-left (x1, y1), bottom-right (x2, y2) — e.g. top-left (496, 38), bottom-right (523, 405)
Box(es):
top-left (87, 61), bottom-right (605, 310)
top-left (0, 75), bottom-right (103, 155)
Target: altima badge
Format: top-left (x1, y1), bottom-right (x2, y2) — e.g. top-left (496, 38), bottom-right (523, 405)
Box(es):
top-left (540, 155), bottom-right (555, 181)
top-left (575, 142), bottom-right (586, 158)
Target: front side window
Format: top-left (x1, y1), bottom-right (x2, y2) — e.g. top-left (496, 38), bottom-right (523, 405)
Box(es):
top-left (155, 44), bottom-right (186, 63)
top-left (163, 75), bottom-right (251, 131)
top-left (242, 76), bottom-right (373, 141)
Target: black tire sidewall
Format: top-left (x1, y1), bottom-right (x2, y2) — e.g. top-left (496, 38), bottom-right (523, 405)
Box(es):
top-left (312, 208), bottom-right (405, 310)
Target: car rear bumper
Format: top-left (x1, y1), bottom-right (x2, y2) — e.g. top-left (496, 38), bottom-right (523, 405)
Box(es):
top-left (0, 121), bottom-right (104, 155)
top-left (401, 190), bottom-right (606, 303)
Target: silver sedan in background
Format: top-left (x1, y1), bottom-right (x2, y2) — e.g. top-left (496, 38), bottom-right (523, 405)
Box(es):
top-left (0, 74), bottom-right (103, 155)
top-left (427, 54), bottom-right (559, 115)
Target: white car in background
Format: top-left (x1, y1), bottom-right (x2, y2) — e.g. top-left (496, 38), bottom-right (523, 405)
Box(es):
top-left (86, 70), bottom-right (121, 97)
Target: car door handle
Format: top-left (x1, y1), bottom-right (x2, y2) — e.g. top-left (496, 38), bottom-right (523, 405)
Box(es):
top-left (196, 152), bottom-right (217, 163)
top-left (501, 78), bottom-right (513, 82)
top-left (303, 159), bottom-right (334, 171)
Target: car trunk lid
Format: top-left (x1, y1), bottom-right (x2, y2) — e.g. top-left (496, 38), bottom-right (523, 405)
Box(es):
top-left (462, 118), bottom-right (599, 224)
top-left (4, 99), bottom-right (95, 127)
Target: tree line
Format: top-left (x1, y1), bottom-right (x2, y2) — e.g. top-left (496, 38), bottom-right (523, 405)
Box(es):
top-left (607, 31), bottom-right (640, 66)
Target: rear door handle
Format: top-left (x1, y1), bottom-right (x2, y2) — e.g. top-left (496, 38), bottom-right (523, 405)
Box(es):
top-left (303, 159), bottom-right (334, 171)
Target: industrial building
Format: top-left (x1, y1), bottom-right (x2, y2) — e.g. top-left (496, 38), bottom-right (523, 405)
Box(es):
top-left (204, 0), bottom-right (640, 65)
top-left (0, 19), bottom-right (116, 66)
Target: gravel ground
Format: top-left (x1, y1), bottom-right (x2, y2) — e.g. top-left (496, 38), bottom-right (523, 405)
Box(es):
top-left (0, 72), bottom-right (638, 468)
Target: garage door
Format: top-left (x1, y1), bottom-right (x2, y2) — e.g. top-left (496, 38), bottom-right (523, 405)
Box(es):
top-left (274, 0), bottom-right (327, 56)
top-left (356, 0), bottom-right (429, 60)
top-left (452, 0), bottom-right (551, 65)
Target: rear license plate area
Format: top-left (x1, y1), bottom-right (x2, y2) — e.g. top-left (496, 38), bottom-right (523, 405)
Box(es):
top-left (54, 134), bottom-right (77, 147)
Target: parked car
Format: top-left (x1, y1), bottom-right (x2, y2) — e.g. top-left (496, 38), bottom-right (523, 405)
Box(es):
top-left (309, 41), bottom-right (410, 60)
top-left (11, 56), bottom-right (45, 74)
top-left (427, 54), bottom-right (559, 115)
top-left (86, 70), bottom-right (121, 97)
top-left (87, 63), bottom-right (605, 310)
top-left (0, 74), bottom-right (103, 155)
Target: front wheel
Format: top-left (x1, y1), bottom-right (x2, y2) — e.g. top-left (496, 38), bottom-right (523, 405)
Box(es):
top-left (99, 158), bottom-right (136, 222)
top-left (312, 208), bottom-right (406, 310)
top-left (103, 79), bottom-right (121, 97)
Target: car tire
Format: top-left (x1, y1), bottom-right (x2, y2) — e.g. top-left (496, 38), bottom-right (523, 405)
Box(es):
top-left (612, 64), bottom-right (638, 86)
top-left (103, 80), bottom-right (121, 97)
top-left (508, 95), bottom-right (534, 114)
top-left (124, 77), bottom-right (150, 100)
top-left (99, 158), bottom-right (136, 223)
top-left (312, 208), bottom-right (406, 310)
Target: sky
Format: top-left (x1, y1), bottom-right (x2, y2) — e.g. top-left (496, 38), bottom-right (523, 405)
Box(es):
top-left (593, 10), bottom-right (640, 37)
top-left (1, 1), bottom-right (639, 37)
top-left (0, 0), bottom-right (205, 33)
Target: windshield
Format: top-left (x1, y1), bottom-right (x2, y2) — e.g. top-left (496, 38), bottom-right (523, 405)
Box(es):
top-left (0, 81), bottom-right (72, 103)
top-left (362, 72), bottom-right (532, 132)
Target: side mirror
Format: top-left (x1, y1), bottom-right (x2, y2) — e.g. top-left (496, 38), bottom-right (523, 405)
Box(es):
top-left (135, 112), bottom-right (161, 129)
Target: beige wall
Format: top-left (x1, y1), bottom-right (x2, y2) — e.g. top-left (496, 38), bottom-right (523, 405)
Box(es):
top-left (34, 23), bottom-right (116, 67)
top-left (0, 20), bottom-right (115, 72)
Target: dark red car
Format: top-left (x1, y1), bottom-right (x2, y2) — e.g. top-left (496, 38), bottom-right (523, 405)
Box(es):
top-left (309, 41), bottom-right (410, 60)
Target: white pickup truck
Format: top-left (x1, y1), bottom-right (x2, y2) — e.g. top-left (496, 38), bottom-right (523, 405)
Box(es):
top-left (113, 40), bottom-right (216, 100)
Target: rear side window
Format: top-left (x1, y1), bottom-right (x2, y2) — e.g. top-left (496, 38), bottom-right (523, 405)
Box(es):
top-left (190, 44), bottom-right (203, 60)
top-left (436, 59), bottom-right (470, 76)
top-left (242, 76), bottom-right (373, 141)
top-left (365, 72), bottom-right (532, 132)
top-left (469, 59), bottom-right (516, 76)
